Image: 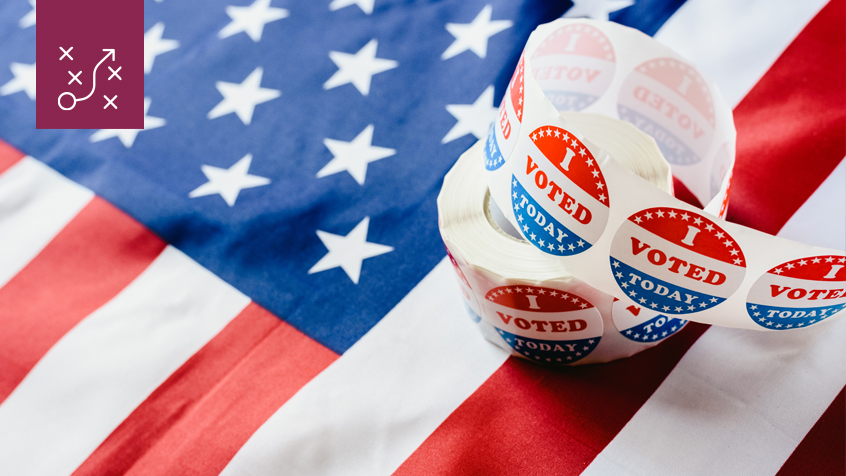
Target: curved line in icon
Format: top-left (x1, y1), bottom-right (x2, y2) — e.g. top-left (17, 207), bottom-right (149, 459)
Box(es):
top-left (58, 49), bottom-right (116, 111)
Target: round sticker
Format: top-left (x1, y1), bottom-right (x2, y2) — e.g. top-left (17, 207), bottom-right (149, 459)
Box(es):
top-left (486, 55), bottom-right (525, 171)
top-left (746, 255), bottom-right (846, 330)
top-left (531, 23), bottom-right (616, 111)
top-left (511, 126), bottom-right (610, 256)
top-left (610, 207), bottom-right (746, 315)
top-left (447, 251), bottom-right (482, 323)
top-left (617, 58), bottom-right (715, 165)
top-left (611, 298), bottom-right (687, 343)
top-left (483, 285), bottom-right (603, 363)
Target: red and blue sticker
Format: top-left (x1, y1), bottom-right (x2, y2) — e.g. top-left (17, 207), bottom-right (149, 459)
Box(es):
top-left (531, 22), bottom-right (616, 112)
top-left (483, 285), bottom-right (602, 364)
top-left (611, 298), bottom-right (687, 342)
top-left (746, 255), bottom-right (846, 330)
top-left (610, 207), bottom-right (745, 315)
top-left (512, 125), bottom-right (609, 256)
top-left (617, 58), bottom-right (715, 166)
top-left (485, 55), bottom-right (524, 171)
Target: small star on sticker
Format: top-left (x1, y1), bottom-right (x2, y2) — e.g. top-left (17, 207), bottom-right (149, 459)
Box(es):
top-left (704, 223), bottom-right (713, 231)
top-left (612, 261), bottom-right (620, 268)
top-left (663, 306), bottom-right (670, 311)
top-left (585, 157), bottom-right (593, 166)
top-left (825, 256), bottom-right (834, 263)
top-left (308, 217), bottom-right (393, 284)
top-left (324, 39), bottom-right (398, 96)
top-left (774, 268), bottom-right (783, 274)
top-left (577, 240), bottom-right (584, 247)
top-left (530, 233), bottom-right (537, 240)
top-left (693, 217), bottom-right (702, 225)
top-left (798, 260), bottom-right (807, 266)
top-left (668, 210), bottom-right (677, 218)
top-left (681, 213), bottom-right (690, 221)
top-left (539, 238), bottom-right (545, 247)
top-left (650, 303), bottom-right (657, 308)
top-left (558, 245), bottom-right (565, 251)
top-left (634, 216), bottom-right (643, 224)
top-left (656, 210), bottom-right (664, 218)
top-left (812, 257), bottom-right (821, 263)
top-left (598, 194), bottom-right (606, 202)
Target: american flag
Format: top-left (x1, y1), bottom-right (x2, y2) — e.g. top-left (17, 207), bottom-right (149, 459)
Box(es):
top-left (0, 0), bottom-right (843, 474)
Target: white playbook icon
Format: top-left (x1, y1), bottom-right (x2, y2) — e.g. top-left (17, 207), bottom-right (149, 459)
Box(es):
top-left (58, 48), bottom-right (121, 111)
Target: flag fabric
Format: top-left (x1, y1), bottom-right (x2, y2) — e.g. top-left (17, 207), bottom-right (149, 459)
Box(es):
top-left (0, 0), bottom-right (844, 474)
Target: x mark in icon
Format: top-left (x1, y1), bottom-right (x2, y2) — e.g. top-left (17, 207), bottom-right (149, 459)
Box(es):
top-left (59, 46), bottom-right (73, 61)
top-left (103, 95), bottom-right (118, 109)
top-left (108, 66), bottom-right (122, 80)
top-left (68, 71), bottom-right (82, 85)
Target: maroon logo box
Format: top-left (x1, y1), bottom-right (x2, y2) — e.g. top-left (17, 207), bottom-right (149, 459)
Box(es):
top-left (36, 0), bottom-right (144, 129)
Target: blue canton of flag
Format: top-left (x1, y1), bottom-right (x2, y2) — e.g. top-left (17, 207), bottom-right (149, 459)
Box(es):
top-left (0, 0), bottom-right (686, 356)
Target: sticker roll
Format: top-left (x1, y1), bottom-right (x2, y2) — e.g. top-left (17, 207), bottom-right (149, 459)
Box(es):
top-left (439, 113), bottom-right (689, 365)
top-left (482, 18), bottom-right (845, 332)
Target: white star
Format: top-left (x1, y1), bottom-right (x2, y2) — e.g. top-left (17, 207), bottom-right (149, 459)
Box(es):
top-left (564, 0), bottom-right (635, 21)
top-left (442, 85), bottom-right (497, 144)
top-left (308, 217), bottom-right (393, 284)
top-left (0, 62), bottom-right (36, 100)
top-left (90, 97), bottom-right (165, 148)
top-left (324, 39), bottom-right (398, 96)
top-left (207, 66), bottom-right (280, 125)
top-left (219, 0), bottom-right (289, 42)
top-left (19, 0), bottom-right (35, 28)
top-left (144, 22), bottom-right (180, 74)
top-left (188, 153), bottom-right (270, 206)
top-left (329, 0), bottom-right (375, 15)
top-left (317, 124), bottom-right (395, 185)
top-left (441, 5), bottom-right (512, 60)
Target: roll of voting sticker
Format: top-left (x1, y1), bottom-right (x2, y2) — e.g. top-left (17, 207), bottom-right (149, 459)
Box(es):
top-left (439, 114), bottom-right (687, 365)
top-left (746, 256), bottom-right (846, 330)
top-left (479, 18), bottom-right (845, 332)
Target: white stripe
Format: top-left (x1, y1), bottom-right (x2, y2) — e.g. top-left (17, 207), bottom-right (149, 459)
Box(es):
top-left (654, 0), bottom-right (829, 107)
top-left (778, 158), bottom-right (845, 251)
top-left (0, 157), bottom-right (93, 288)
top-left (580, 318), bottom-right (845, 476)
top-left (0, 246), bottom-right (250, 476)
top-left (221, 258), bottom-right (510, 476)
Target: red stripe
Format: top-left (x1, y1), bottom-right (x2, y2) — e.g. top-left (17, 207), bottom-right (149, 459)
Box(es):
top-left (0, 197), bottom-right (165, 404)
top-left (727, 0), bottom-right (846, 234)
top-left (394, 323), bottom-right (709, 476)
top-left (72, 303), bottom-right (338, 476)
top-left (0, 140), bottom-right (24, 174)
top-left (397, 5), bottom-right (845, 473)
top-left (671, 175), bottom-right (703, 209)
top-left (776, 386), bottom-right (845, 476)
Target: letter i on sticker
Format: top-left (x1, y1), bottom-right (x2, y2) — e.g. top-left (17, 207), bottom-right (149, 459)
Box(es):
top-left (746, 255), bottom-right (846, 330)
top-left (483, 285), bottom-right (603, 364)
top-left (609, 207), bottom-right (746, 315)
top-left (510, 126), bottom-right (610, 257)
